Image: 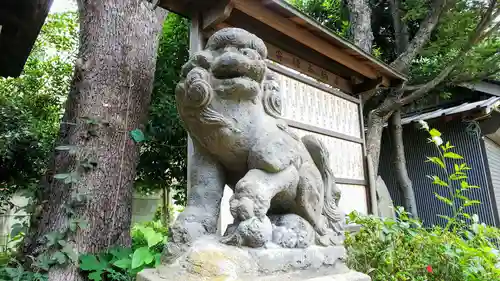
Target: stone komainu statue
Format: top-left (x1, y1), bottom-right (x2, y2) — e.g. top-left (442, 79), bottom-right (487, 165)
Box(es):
top-left (168, 27), bottom-right (344, 256)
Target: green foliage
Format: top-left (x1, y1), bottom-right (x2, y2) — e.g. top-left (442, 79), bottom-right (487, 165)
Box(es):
top-left (291, 0), bottom-right (500, 88)
top-left (419, 120), bottom-right (481, 230)
top-left (0, 12), bottom-right (78, 212)
top-left (79, 221), bottom-right (167, 281)
top-left (290, 0), bottom-right (350, 37)
top-left (152, 202), bottom-right (178, 223)
top-left (346, 209), bottom-right (500, 281)
top-left (409, 0), bottom-right (500, 85)
top-left (346, 122), bottom-right (500, 280)
top-left (135, 13), bottom-right (190, 205)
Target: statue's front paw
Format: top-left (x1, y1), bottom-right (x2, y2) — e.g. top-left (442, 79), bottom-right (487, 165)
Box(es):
top-left (169, 208), bottom-right (213, 244)
top-left (221, 217), bottom-right (272, 248)
top-left (230, 196), bottom-right (255, 221)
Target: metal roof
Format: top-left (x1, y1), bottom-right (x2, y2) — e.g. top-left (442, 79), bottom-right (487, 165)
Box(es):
top-left (401, 96), bottom-right (500, 125)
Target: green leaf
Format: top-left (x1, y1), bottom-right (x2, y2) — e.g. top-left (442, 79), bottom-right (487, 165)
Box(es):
top-left (82, 117), bottom-right (100, 125)
top-left (434, 193), bottom-right (453, 206)
top-left (440, 141), bottom-right (455, 152)
top-left (81, 159), bottom-right (98, 170)
top-left (69, 220), bottom-right (78, 232)
top-left (61, 244), bottom-right (79, 262)
top-left (52, 251), bottom-right (67, 265)
top-left (130, 129), bottom-right (145, 143)
top-left (79, 220), bottom-right (89, 230)
top-left (426, 157), bottom-right (445, 168)
top-left (54, 173), bottom-right (70, 180)
top-left (429, 128), bottom-right (441, 137)
top-left (79, 254), bottom-right (107, 272)
top-left (450, 173), bottom-right (468, 180)
top-left (428, 175), bottom-right (448, 187)
top-left (88, 271), bottom-right (103, 281)
top-left (110, 247), bottom-right (132, 260)
top-left (141, 227), bottom-right (164, 248)
top-left (131, 247), bottom-right (154, 269)
top-left (464, 200), bottom-right (481, 207)
top-left (55, 145), bottom-right (78, 155)
top-left (35, 254), bottom-right (54, 271)
top-left (444, 152), bottom-right (463, 159)
top-left (437, 215), bottom-right (452, 222)
top-left (460, 163), bottom-right (472, 170)
top-left (154, 253), bottom-right (162, 268)
top-left (113, 258), bottom-right (132, 269)
top-left (461, 181), bottom-right (480, 189)
top-left (69, 218), bottom-right (88, 232)
top-left (10, 223), bottom-right (26, 237)
top-left (45, 231), bottom-right (63, 247)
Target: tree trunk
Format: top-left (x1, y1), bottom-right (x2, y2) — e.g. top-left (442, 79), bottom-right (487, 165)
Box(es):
top-left (389, 0), bottom-right (409, 55)
top-left (389, 110), bottom-right (418, 218)
top-left (23, 1), bottom-right (167, 280)
top-left (366, 110), bottom-right (388, 175)
top-left (346, 0), bottom-right (374, 53)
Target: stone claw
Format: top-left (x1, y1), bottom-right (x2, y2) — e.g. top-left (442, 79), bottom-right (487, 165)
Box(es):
top-left (220, 231), bottom-right (242, 246)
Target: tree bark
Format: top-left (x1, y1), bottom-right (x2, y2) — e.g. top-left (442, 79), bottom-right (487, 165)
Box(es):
top-left (390, 0), bottom-right (450, 73)
top-left (365, 111), bottom-right (385, 175)
top-left (389, 0), bottom-right (409, 55)
top-left (345, 0), bottom-right (374, 53)
top-left (389, 110), bottom-right (418, 218)
top-left (23, 1), bottom-right (167, 280)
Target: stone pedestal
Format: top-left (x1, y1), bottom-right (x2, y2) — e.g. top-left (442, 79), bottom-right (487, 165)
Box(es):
top-left (136, 236), bottom-right (370, 281)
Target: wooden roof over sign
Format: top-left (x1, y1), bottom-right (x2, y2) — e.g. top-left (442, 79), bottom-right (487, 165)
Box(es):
top-left (156, 0), bottom-right (407, 93)
top-left (0, 0), bottom-right (53, 77)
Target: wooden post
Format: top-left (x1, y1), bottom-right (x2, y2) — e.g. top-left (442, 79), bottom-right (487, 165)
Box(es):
top-left (162, 186), bottom-right (168, 225)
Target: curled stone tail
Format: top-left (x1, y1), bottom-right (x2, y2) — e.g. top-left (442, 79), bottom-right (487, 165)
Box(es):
top-left (301, 135), bottom-right (341, 229)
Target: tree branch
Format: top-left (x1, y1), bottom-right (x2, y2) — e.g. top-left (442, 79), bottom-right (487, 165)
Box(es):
top-left (450, 54), bottom-right (500, 85)
top-left (389, 0), bottom-right (409, 55)
top-left (375, 0), bottom-right (496, 116)
top-left (390, 0), bottom-right (451, 73)
top-left (385, 0), bottom-right (499, 111)
top-left (478, 20), bottom-right (500, 42)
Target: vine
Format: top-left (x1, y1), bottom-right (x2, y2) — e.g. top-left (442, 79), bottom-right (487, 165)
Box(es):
top-left (1, 115), bottom-right (112, 280)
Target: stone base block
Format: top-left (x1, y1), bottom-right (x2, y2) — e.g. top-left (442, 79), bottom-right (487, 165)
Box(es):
top-left (137, 269), bottom-right (370, 281)
top-left (136, 236), bottom-right (370, 281)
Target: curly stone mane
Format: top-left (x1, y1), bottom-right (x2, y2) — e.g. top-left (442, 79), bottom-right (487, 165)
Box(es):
top-left (175, 28), bottom-right (277, 130)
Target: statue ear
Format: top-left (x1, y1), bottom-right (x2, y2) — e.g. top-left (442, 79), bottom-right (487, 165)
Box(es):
top-left (181, 51), bottom-right (213, 78)
top-left (262, 72), bottom-right (282, 118)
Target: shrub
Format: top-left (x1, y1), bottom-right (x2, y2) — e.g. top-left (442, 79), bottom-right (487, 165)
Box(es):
top-left (78, 220), bottom-right (167, 281)
top-left (346, 121), bottom-right (500, 280)
top-left (346, 209), bottom-right (500, 281)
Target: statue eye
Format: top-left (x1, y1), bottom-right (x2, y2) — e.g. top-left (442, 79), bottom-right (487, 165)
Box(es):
top-left (241, 48), bottom-right (259, 60)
